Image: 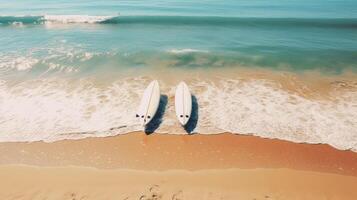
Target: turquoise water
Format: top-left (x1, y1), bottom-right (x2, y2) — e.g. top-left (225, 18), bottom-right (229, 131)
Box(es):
top-left (0, 0), bottom-right (357, 77)
top-left (1, 0), bottom-right (357, 18)
top-left (0, 1), bottom-right (357, 150)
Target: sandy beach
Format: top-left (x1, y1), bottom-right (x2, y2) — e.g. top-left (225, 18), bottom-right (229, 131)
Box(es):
top-left (1, 132), bottom-right (357, 199)
top-left (2, 165), bottom-right (357, 200)
top-left (1, 0), bottom-right (357, 199)
top-left (1, 22), bottom-right (357, 200)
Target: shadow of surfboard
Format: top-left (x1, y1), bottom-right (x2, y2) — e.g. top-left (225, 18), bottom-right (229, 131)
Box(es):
top-left (184, 95), bottom-right (198, 134)
top-left (145, 94), bottom-right (168, 135)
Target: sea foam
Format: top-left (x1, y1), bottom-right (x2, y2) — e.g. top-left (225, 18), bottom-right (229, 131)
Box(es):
top-left (0, 56), bottom-right (39, 71)
top-left (0, 77), bottom-right (356, 152)
top-left (168, 48), bottom-right (209, 54)
top-left (42, 15), bottom-right (115, 24)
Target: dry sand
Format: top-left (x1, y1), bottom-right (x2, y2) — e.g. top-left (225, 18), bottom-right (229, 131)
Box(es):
top-left (1, 165), bottom-right (357, 200)
top-left (1, 132), bottom-right (357, 199)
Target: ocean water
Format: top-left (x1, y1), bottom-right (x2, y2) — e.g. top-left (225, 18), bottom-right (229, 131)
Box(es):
top-left (0, 1), bottom-right (357, 151)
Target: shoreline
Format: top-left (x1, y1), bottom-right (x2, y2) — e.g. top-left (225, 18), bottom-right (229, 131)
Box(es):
top-left (1, 68), bottom-right (357, 151)
top-left (1, 132), bottom-right (356, 176)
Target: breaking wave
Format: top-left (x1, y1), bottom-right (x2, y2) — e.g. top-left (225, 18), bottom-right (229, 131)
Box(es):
top-left (0, 15), bottom-right (356, 29)
top-left (167, 49), bottom-right (209, 54)
top-left (0, 15), bottom-right (115, 25)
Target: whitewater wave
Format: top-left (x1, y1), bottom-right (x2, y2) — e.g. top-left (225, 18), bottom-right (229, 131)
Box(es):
top-left (0, 15), bottom-right (356, 28)
top-left (0, 77), bottom-right (356, 152)
top-left (168, 48), bottom-right (209, 54)
top-left (0, 15), bottom-right (116, 25)
top-left (43, 15), bottom-right (115, 24)
top-left (0, 56), bottom-right (39, 71)
top-left (0, 43), bottom-right (106, 74)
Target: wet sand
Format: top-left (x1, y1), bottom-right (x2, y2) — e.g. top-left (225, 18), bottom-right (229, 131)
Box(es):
top-left (0, 132), bottom-right (357, 175)
top-left (1, 132), bottom-right (357, 199)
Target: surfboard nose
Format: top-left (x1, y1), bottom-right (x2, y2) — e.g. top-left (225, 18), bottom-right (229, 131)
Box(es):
top-left (140, 116), bottom-right (148, 126)
top-left (175, 81), bottom-right (192, 127)
top-left (178, 114), bottom-right (190, 125)
top-left (139, 116), bottom-right (145, 126)
top-left (137, 80), bottom-right (161, 129)
top-left (178, 118), bottom-right (185, 125)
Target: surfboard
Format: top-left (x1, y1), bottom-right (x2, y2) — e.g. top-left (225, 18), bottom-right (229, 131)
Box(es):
top-left (175, 81), bottom-right (192, 126)
top-left (136, 80), bottom-right (160, 126)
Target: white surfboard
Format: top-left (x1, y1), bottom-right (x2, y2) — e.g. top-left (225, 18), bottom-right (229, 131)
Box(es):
top-left (175, 81), bottom-right (192, 126)
top-left (136, 80), bottom-right (160, 126)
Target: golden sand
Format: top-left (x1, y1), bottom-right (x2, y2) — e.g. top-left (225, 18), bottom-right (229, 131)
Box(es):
top-left (1, 165), bottom-right (357, 200)
top-left (1, 132), bottom-right (357, 199)
top-left (1, 132), bottom-right (356, 175)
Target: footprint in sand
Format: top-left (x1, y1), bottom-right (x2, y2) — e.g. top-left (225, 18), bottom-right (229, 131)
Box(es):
top-left (140, 185), bottom-right (162, 200)
top-left (63, 192), bottom-right (87, 200)
top-left (171, 190), bottom-right (183, 200)
top-left (253, 195), bottom-right (272, 200)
